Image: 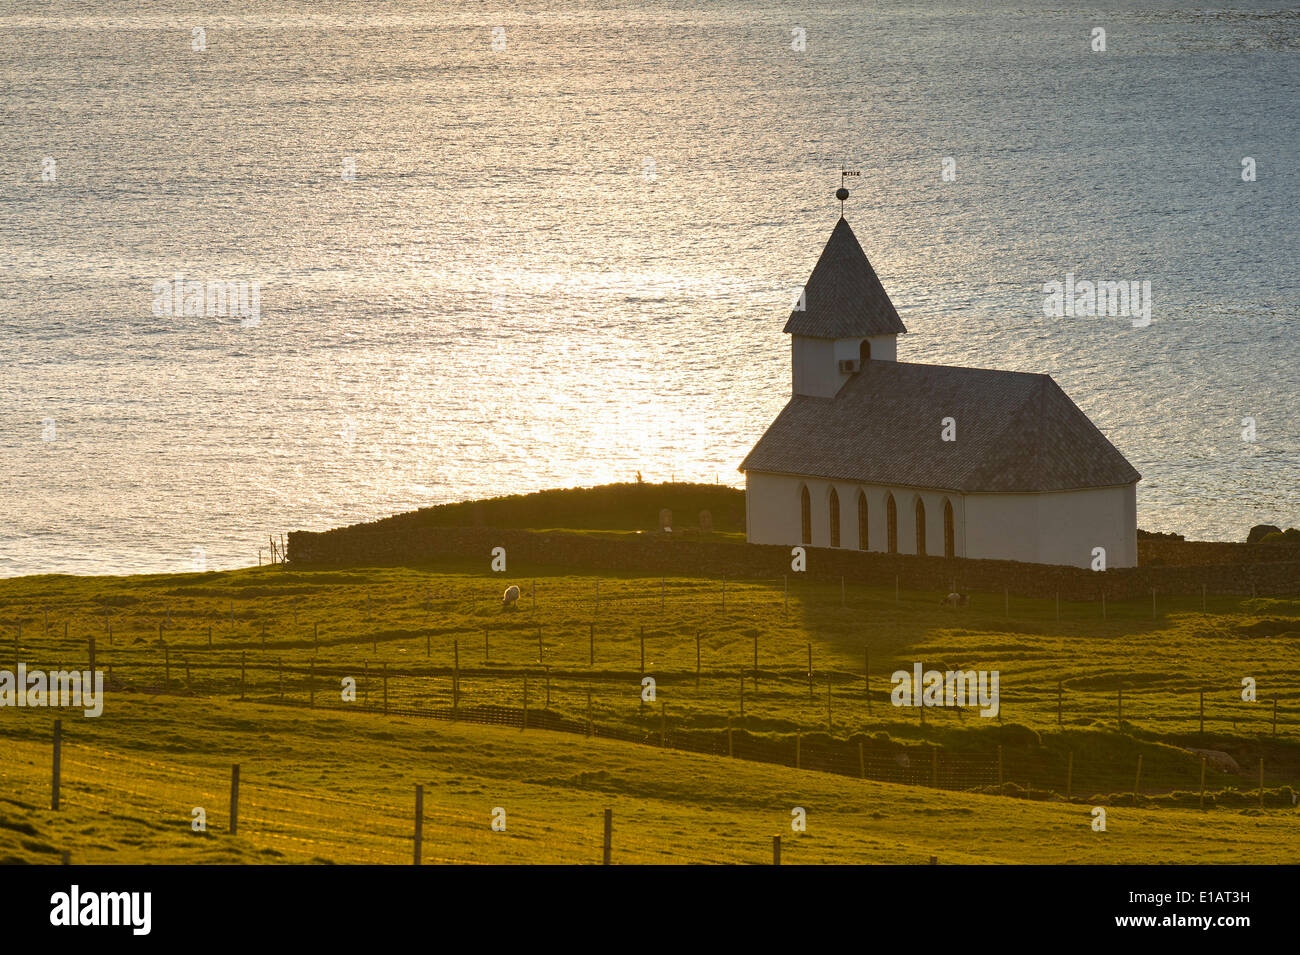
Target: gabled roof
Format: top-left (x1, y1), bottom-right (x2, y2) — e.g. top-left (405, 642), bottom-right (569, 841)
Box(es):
top-left (782, 217), bottom-right (908, 339)
top-left (739, 360), bottom-right (1141, 493)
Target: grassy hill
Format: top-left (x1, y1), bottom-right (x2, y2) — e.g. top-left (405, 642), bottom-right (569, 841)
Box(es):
top-left (2, 694), bottom-right (1296, 865)
top-left (1, 555), bottom-right (1298, 865)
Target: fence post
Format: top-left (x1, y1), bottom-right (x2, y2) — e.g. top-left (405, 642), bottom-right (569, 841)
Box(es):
top-left (1066, 750), bottom-right (1073, 800)
top-left (695, 632), bottom-right (701, 688)
top-left (997, 745), bottom-right (1003, 789)
top-left (773, 835), bottom-right (781, 866)
top-left (453, 641), bottom-right (460, 713)
top-left (1133, 754), bottom-right (1142, 804)
top-left (602, 809), bottom-right (612, 865)
top-left (864, 647), bottom-right (870, 710)
top-left (538, 627), bottom-right (543, 665)
top-left (88, 636), bottom-right (95, 675)
top-left (1199, 756), bottom-right (1206, 810)
top-left (589, 624), bottom-right (594, 667)
top-left (532, 579), bottom-right (536, 612)
top-left (314, 622), bottom-right (318, 650)
top-left (660, 702), bottom-right (666, 747)
top-left (1259, 757), bottom-right (1265, 809)
top-left (310, 659), bottom-right (315, 707)
top-left (1199, 688), bottom-right (1204, 735)
top-left (51, 720), bottom-right (62, 811)
top-left (240, 651), bottom-right (246, 700)
top-left (207, 623), bottom-right (211, 648)
top-left (1271, 698), bottom-right (1277, 737)
top-left (229, 764), bottom-right (240, 836)
top-left (807, 644), bottom-right (813, 699)
top-left (413, 784), bottom-right (423, 866)
top-left (164, 647), bottom-right (170, 691)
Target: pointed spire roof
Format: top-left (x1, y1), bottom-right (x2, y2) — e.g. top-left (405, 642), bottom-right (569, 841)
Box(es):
top-left (783, 217), bottom-right (907, 339)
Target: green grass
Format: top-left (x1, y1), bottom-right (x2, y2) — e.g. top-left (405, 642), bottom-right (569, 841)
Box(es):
top-left (2, 560), bottom-right (1298, 814)
top-left (2, 695), bottom-right (1297, 865)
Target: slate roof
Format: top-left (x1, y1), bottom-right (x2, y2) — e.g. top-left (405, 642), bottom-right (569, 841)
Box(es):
top-left (739, 360), bottom-right (1141, 493)
top-left (782, 217), bottom-right (908, 339)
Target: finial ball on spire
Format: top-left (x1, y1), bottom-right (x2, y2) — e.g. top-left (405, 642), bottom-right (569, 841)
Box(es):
top-left (836, 187), bottom-right (849, 202)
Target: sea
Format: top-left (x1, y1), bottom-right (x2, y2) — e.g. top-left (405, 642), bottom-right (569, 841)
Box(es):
top-left (1, 0), bottom-right (1297, 576)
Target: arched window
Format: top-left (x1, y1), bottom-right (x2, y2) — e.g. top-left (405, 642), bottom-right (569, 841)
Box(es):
top-left (915, 497), bottom-right (927, 556)
top-left (857, 491), bottom-right (868, 550)
top-left (828, 488), bottom-right (840, 547)
top-left (860, 339), bottom-right (872, 363)
top-left (800, 485), bottom-right (811, 546)
top-left (885, 493), bottom-right (897, 554)
top-left (943, 499), bottom-right (955, 558)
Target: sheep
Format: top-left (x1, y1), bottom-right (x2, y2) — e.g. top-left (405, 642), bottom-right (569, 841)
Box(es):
top-left (502, 585), bottom-right (521, 611)
top-left (940, 592), bottom-right (970, 608)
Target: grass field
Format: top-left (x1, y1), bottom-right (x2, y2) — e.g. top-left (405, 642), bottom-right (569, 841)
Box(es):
top-left (2, 694), bottom-right (1297, 865)
top-left (1, 551), bottom-right (1298, 863)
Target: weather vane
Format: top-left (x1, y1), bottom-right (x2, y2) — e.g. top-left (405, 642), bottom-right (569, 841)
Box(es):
top-left (837, 162), bottom-right (860, 215)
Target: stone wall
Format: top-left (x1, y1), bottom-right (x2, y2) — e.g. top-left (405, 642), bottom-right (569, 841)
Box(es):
top-left (287, 524), bottom-right (1300, 600)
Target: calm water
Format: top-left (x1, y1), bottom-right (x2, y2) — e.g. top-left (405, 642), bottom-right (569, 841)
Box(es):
top-left (2, 1), bottom-right (1297, 576)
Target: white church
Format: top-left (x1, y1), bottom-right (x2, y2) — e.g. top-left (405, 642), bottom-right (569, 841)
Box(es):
top-left (739, 208), bottom-right (1140, 569)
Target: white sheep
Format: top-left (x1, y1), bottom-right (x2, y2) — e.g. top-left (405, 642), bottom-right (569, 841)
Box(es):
top-left (940, 592), bottom-right (970, 608)
top-left (502, 585), bottom-right (521, 610)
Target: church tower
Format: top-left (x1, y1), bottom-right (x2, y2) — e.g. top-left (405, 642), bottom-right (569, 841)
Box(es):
top-left (784, 214), bottom-right (907, 398)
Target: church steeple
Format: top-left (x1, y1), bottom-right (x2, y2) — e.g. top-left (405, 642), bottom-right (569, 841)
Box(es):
top-left (785, 213), bottom-right (907, 398)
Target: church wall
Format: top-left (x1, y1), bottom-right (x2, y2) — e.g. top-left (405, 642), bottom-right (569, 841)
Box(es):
top-left (744, 472), bottom-right (965, 559)
top-left (963, 485), bottom-right (1138, 568)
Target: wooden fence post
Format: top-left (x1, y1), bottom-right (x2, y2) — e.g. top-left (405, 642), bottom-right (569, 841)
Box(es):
top-left (538, 627), bottom-right (543, 665)
top-left (229, 764), bottom-right (240, 836)
top-left (864, 647), bottom-right (870, 710)
top-left (602, 808), bottom-right (612, 865)
top-left (1199, 755), bottom-right (1206, 810)
top-left (1199, 688), bottom-right (1205, 735)
top-left (164, 647), bottom-right (170, 691)
top-left (1259, 757), bottom-right (1265, 809)
top-left (1066, 750), bottom-right (1073, 800)
top-left (240, 651), bottom-right (246, 700)
top-left (207, 623), bottom-right (211, 648)
top-left (425, 630), bottom-right (430, 658)
top-left (453, 640), bottom-right (460, 712)
top-left (51, 720), bottom-right (62, 811)
top-left (660, 702), bottom-right (666, 747)
top-left (997, 745), bottom-right (1003, 789)
top-left (773, 835), bottom-right (781, 865)
top-left (309, 660), bottom-right (315, 707)
top-left (1272, 698), bottom-right (1278, 737)
top-left (413, 784), bottom-right (423, 866)
top-left (1133, 754), bottom-right (1143, 804)
top-left (695, 632), bottom-right (701, 688)
top-left (314, 622), bottom-right (318, 650)
top-left (589, 624), bottom-right (594, 667)
top-left (88, 637), bottom-right (95, 675)
top-left (807, 644), bottom-right (813, 699)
